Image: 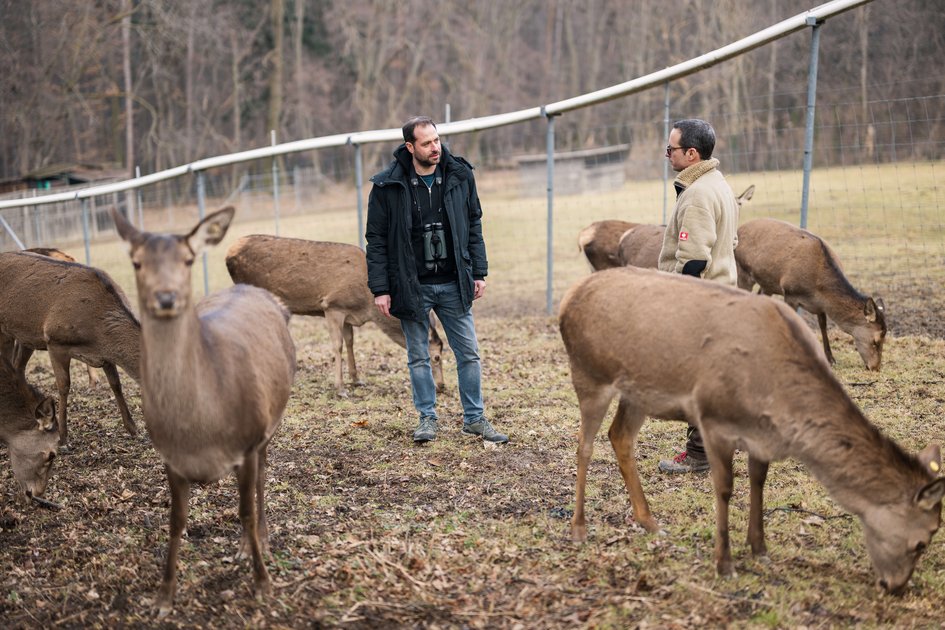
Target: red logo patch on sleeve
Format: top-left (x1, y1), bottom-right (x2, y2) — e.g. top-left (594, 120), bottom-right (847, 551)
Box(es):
top-left (679, 231), bottom-right (689, 241)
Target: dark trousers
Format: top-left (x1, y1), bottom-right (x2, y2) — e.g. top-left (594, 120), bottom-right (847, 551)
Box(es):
top-left (686, 425), bottom-right (706, 459)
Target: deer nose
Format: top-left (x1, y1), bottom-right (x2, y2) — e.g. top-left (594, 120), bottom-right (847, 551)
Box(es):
top-left (155, 291), bottom-right (177, 310)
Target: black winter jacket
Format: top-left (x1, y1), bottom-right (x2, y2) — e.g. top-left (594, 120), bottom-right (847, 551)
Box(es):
top-left (365, 144), bottom-right (488, 322)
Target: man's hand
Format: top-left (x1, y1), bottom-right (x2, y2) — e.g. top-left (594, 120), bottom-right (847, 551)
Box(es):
top-left (473, 279), bottom-right (486, 300)
top-left (374, 294), bottom-right (392, 318)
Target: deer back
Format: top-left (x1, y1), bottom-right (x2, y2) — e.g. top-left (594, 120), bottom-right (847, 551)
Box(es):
top-left (226, 235), bottom-right (376, 323)
top-left (0, 252), bottom-right (141, 379)
top-left (616, 224), bottom-right (664, 268)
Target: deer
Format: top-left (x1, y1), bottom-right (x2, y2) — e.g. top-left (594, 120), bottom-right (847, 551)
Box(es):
top-left (111, 206), bottom-right (296, 617)
top-left (735, 217), bottom-right (886, 371)
top-left (224, 234), bottom-right (444, 396)
top-left (1, 355), bottom-right (58, 505)
top-left (616, 223), bottom-right (665, 268)
top-left (578, 185), bottom-right (754, 271)
top-left (0, 251), bottom-right (141, 449)
top-left (18, 247), bottom-right (102, 388)
top-left (558, 266), bottom-right (943, 594)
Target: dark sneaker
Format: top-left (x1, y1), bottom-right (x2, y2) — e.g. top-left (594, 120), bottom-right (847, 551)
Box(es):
top-left (658, 451), bottom-right (709, 474)
top-left (462, 417), bottom-right (509, 444)
top-left (413, 416), bottom-right (439, 443)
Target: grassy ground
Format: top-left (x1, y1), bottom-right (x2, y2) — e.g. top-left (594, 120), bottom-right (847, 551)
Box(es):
top-left (1, 313), bottom-right (944, 628)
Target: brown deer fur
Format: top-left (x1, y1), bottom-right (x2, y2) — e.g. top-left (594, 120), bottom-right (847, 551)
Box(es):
top-left (225, 234), bottom-right (444, 396)
top-left (578, 220), bottom-right (637, 271)
top-left (735, 218), bottom-right (886, 370)
top-left (112, 206), bottom-right (296, 617)
top-left (0, 355), bottom-right (58, 503)
top-left (616, 223), bottom-right (665, 268)
top-left (558, 267), bottom-right (943, 594)
top-left (0, 251), bottom-right (141, 447)
top-left (21, 248), bottom-right (101, 388)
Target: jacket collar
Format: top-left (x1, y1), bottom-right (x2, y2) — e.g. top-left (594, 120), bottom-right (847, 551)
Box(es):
top-left (374, 143), bottom-right (464, 187)
top-left (673, 157), bottom-right (720, 191)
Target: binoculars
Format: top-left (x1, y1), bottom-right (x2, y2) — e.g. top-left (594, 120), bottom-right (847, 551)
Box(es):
top-left (422, 222), bottom-right (447, 270)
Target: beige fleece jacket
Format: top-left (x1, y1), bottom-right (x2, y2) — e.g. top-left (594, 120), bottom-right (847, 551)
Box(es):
top-left (657, 158), bottom-right (739, 285)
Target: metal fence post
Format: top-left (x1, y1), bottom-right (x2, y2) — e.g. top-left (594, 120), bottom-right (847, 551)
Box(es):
top-left (800, 17), bottom-right (823, 230)
top-left (81, 199), bottom-right (91, 264)
top-left (271, 130), bottom-right (281, 235)
top-left (136, 165), bottom-right (144, 228)
top-left (354, 143), bottom-right (365, 250)
top-left (663, 82), bottom-right (671, 224)
top-left (196, 171), bottom-right (209, 295)
top-left (543, 108), bottom-right (556, 315)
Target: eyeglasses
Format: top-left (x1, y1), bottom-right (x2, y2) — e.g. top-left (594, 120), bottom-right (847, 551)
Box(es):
top-left (665, 145), bottom-right (691, 157)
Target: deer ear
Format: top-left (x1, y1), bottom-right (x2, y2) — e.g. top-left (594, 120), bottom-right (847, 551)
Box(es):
top-left (917, 443), bottom-right (942, 475)
top-left (864, 298), bottom-right (878, 322)
top-left (110, 207), bottom-right (139, 245)
top-left (915, 478), bottom-right (945, 512)
top-left (188, 206), bottom-right (235, 255)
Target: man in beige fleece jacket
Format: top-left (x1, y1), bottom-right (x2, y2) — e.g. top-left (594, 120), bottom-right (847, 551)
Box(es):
top-left (657, 118), bottom-right (739, 474)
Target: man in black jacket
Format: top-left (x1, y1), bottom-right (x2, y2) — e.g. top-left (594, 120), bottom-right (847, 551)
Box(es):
top-left (366, 116), bottom-right (509, 445)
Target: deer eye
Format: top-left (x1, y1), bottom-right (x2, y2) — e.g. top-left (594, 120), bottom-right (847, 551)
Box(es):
top-left (185, 258), bottom-right (195, 267)
top-left (132, 261), bottom-right (142, 270)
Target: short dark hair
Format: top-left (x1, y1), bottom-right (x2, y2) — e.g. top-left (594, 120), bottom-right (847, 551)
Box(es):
top-left (402, 116), bottom-right (436, 143)
top-left (673, 119), bottom-right (716, 160)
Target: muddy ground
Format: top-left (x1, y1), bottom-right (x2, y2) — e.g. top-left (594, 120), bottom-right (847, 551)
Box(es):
top-left (1, 299), bottom-right (944, 628)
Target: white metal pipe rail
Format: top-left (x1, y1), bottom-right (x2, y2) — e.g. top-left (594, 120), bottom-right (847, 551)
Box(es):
top-left (0, 0), bottom-right (870, 212)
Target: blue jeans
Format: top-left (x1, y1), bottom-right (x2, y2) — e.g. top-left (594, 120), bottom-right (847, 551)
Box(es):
top-left (400, 281), bottom-right (483, 425)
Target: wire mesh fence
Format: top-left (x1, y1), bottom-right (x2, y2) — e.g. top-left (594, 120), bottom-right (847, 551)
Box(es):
top-left (2, 84), bottom-right (943, 337)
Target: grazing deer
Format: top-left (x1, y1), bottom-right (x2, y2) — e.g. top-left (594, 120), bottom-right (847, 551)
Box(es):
top-left (0, 251), bottom-right (141, 448)
top-left (616, 223), bottom-right (665, 268)
top-left (111, 206), bottom-right (296, 617)
top-left (225, 234), bottom-right (444, 396)
top-left (558, 267), bottom-right (943, 594)
top-left (578, 220), bottom-right (638, 271)
top-left (735, 218), bottom-right (886, 370)
top-left (578, 185), bottom-right (754, 271)
top-left (1, 355), bottom-right (58, 504)
top-left (21, 248), bottom-right (102, 388)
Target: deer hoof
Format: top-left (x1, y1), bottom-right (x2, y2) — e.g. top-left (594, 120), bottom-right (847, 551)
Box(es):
top-left (254, 577), bottom-right (272, 600)
top-left (637, 517), bottom-right (661, 534)
top-left (570, 524), bottom-right (587, 543)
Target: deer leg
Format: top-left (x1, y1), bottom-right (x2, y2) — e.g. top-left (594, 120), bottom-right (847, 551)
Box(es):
top-left (571, 381), bottom-right (614, 543)
top-left (703, 433), bottom-right (737, 576)
top-left (256, 444), bottom-right (270, 558)
top-left (47, 348), bottom-right (72, 448)
top-left (428, 320), bottom-right (445, 393)
top-left (236, 450), bottom-right (271, 599)
top-left (324, 311), bottom-right (348, 397)
top-left (0, 334), bottom-right (14, 363)
top-left (608, 396), bottom-right (659, 533)
top-left (102, 362), bottom-right (137, 437)
top-left (747, 455), bottom-right (770, 557)
top-left (86, 364), bottom-right (101, 388)
top-left (12, 343), bottom-right (33, 380)
top-left (342, 322), bottom-right (363, 386)
top-left (817, 313), bottom-right (835, 365)
top-left (156, 467), bottom-right (190, 618)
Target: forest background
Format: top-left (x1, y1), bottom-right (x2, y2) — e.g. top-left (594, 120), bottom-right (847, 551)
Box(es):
top-left (2, 0), bottom-right (944, 182)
